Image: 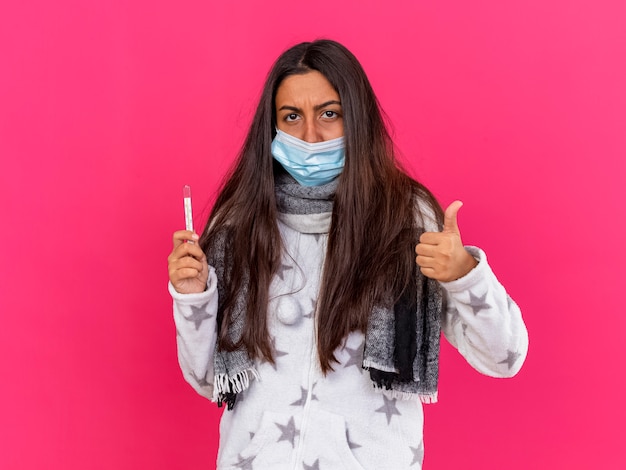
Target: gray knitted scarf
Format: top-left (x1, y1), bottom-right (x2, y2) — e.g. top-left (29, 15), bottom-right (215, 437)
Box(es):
top-left (208, 173), bottom-right (442, 410)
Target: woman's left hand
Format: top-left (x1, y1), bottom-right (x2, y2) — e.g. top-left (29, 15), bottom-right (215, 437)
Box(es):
top-left (415, 201), bottom-right (478, 282)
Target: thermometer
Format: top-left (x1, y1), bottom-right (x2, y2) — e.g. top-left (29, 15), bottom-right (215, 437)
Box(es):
top-left (183, 185), bottom-right (193, 232)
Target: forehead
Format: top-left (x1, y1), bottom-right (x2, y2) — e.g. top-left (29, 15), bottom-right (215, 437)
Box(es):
top-left (275, 71), bottom-right (340, 106)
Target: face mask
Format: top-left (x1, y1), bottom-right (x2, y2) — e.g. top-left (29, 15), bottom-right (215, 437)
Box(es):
top-left (271, 130), bottom-right (345, 186)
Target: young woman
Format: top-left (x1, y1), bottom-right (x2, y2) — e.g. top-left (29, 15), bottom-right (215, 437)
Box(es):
top-left (167, 39), bottom-right (528, 470)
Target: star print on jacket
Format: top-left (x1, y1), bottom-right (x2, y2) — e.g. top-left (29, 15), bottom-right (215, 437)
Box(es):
top-left (448, 305), bottom-right (461, 325)
top-left (346, 429), bottom-right (361, 450)
top-left (290, 385), bottom-right (318, 406)
top-left (303, 459), bottom-right (320, 470)
top-left (189, 370), bottom-right (211, 387)
top-left (261, 346), bottom-right (289, 371)
top-left (233, 453), bottom-right (255, 470)
top-left (259, 335), bottom-right (289, 371)
top-left (468, 291), bottom-right (491, 315)
top-left (275, 417), bottom-right (299, 447)
top-left (375, 395), bottom-right (401, 424)
top-left (302, 297), bottom-right (316, 319)
top-left (276, 263), bottom-right (294, 281)
top-left (498, 350), bottom-right (522, 369)
top-left (409, 442), bottom-right (424, 466)
top-left (184, 302), bottom-right (213, 330)
top-left (342, 344), bottom-right (363, 369)
top-left (507, 295), bottom-right (517, 310)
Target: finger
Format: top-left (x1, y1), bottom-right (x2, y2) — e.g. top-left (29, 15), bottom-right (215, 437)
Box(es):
top-left (419, 232), bottom-right (444, 246)
top-left (173, 230), bottom-right (200, 248)
top-left (415, 251), bottom-right (439, 268)
top-left (169, 242), bottom-right (206, 266)
top-left (172, 255), bottom-right (204, 272)
top-left (169, 257), bottom-right (205, 282)
top-left (415, 243), bottom-right (437, 257)
top-left (415, 255), bottom-right (427, 269)
top-left (170, 267), bottom-right (204, 284)
top-left (443, 200), bottom-right (463, 234)
top-left (418, 265), bottom-right (438, 280)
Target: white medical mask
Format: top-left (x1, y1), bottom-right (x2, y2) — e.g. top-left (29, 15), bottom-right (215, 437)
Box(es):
top-left (271, 130), bottom-right (345, 186)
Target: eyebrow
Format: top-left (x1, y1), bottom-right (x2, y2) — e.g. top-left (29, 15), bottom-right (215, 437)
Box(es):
top-left (278, 100), bottom-right (342, 113)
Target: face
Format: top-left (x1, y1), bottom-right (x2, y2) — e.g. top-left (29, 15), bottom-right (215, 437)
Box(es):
top-left (275, 70), bottom-right (344, 143)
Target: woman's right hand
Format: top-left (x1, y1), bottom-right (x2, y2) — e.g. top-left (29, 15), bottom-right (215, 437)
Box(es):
top-left (168, 230), bottom-right (209, 294)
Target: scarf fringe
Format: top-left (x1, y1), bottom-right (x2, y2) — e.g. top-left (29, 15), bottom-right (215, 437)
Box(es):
top-left (363, 359), bottom-right (398, 374)
top-left (212, 368), bottom-right (260, 406)
top-left (374, 385), bottom-right (439, 404)
top-left (418, 392), bottom-right (438, 404)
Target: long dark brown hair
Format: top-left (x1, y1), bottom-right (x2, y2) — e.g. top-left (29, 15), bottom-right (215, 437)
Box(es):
top-left (200, 39), bottom-right (443, 373)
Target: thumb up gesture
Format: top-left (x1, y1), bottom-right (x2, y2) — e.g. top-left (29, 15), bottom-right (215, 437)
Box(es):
top-left (415, 201), bottom-right (478, 282)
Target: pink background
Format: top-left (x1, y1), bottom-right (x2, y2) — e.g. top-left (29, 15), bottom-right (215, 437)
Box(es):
top-left (1, 0), bottom-right (625, 468)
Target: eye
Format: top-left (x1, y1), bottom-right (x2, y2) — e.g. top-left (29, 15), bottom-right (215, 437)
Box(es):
top-left (322, 110), bottom-right (338, 119)
top-left (285, 113), bottom-right (300, 122)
